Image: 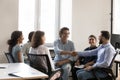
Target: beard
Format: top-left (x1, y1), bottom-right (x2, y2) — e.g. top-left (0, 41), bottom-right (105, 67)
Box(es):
top-left (99, 39), bottom-right (103, 44)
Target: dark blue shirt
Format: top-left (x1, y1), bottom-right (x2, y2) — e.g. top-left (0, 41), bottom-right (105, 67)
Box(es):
top-left (80, 46), bottom-right (97, 64)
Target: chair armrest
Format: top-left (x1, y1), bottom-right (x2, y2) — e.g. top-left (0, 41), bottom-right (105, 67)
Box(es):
top-left (49, 68), bottom-right (63, 80)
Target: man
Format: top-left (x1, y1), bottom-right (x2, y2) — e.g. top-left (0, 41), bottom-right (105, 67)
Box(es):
top-left (73, 31), bottom-right (116, 80)
top-left (76, 35), bottom-right (97, 66)
top-left (72, 35), bottom-right (97, 80)
top-left (54, 27), bottom-right (75, 80)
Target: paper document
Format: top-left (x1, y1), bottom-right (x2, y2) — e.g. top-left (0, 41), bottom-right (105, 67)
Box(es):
top-left (74, 65), bottom-right (84, 68)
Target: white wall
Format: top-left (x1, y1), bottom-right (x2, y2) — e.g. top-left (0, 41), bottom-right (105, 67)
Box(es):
top-left (0, 0), bottom-right (18, 63)
top-left (72, 0), bottom-right (111, 51)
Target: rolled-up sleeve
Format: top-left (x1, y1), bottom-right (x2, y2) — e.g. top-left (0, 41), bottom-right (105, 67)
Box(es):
top-left (54, 41), bottom-right (63, 55)
top-left (68, 41), bottom-right (76, 61)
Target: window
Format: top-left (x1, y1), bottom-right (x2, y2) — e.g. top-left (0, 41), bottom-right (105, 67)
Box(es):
top-left (60, 0), bottom-right (72, 39)
top-left (40, 0), bottom-right (56, 43)
top-left (113, 0), bottom-right (120, 34)
top-left (19, 0), bottom-right (35, 43)
top-left (19, 0), bottom-right (72, 44)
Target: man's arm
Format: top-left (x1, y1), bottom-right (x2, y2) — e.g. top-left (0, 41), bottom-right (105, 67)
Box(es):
top-left (77, 48), bottom-right (98, 57)
top-left (54, 41), bottom-right (72, 55)
top-left (93, 48), bottom-right (115, 68)
top-left (55, 59), bottom-right (71, 66)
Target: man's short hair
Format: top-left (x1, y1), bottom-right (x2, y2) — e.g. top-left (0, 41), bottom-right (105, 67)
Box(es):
top-left (89, 35), bottom-right (97, 40)
top-left (101, 31), bottom-right (110, 40)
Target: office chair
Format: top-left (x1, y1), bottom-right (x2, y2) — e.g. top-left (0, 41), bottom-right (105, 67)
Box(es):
top-left (4, 52), bottom-right (15, 63)
top-left (88, 51), bottom-right (118, 80)
top-left (28, 54), bottom-right (63, 80)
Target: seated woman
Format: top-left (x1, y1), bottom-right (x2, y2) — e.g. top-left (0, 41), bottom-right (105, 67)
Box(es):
top-left (22, 31), bottom-right (34, 63)
top-left (7, 31), bottom-right (24, 62)
top-left (72, 35), bottom-right (97, 80)
top-left (29, 30), bottom-right (55, 74)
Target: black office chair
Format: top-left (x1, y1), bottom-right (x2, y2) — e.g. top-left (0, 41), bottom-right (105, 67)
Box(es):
top-left (4, 52), bottom-right (15, 63)
top-left (28, 54), bottom-right (63, 80)
top-left (88, 51), bottom-right (118, 80)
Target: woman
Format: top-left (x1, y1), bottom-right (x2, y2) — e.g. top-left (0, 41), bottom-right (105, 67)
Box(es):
top-left (22, 31), bottom-right (34, 63)
top-left (29, 30), bottom-right (55, 73)
top-left (7, 31), bottom-right (24, 62)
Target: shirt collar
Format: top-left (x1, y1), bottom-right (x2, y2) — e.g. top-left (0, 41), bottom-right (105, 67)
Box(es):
top-left (59, 39), bottom-right (68, 44)
top-left (102, 43), bottom-right (110, 48)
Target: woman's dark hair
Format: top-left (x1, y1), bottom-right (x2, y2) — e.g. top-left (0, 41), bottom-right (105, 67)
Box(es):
top-left (89, 35), bottom-right (97, 40)
top-left (7, 31), bottom-right (22, 53)
top-left (59, 27), bottom-right (69, 37)
top-left (31, 30), bottom-right (45, 48)
top-left (28, 31), bottom-right (34, 42)
top-left (101, 31), bottom-right (110, 40)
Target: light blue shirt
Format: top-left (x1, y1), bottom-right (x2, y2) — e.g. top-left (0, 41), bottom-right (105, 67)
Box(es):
top-left (78, 43), bottom-right (116, 68)
top-left (54, 39), bottom-right (75, 62)
top-left (12, 44), bottom-right (24, 62)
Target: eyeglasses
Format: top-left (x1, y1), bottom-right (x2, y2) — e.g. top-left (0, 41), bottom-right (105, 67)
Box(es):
top-left (62, 32), bottom-right (70, 35)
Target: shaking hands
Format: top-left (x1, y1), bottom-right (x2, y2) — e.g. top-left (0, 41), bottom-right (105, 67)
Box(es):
top-left (70, 51), bottom-right (78, 56)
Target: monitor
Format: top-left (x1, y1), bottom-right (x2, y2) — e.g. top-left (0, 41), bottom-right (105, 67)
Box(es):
top-left (111, 34), bottom-right (120, 49)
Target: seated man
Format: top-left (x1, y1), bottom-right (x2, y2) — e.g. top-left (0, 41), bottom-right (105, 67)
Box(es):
top-left (72, 35), bottom-right (97, 80)
top-left (54, 27), bottom-right (75, 80)
top-left (76, 35), bottom-right (97, 67)
top-left (73, 31), bottom-right (116, 80)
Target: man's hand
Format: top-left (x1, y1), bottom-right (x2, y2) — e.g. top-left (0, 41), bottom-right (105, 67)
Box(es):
top-left (55, 61), bottom-right (64, 67)
top-left (71, 51), bottom-right (77, 56)
top-left (84, 61), bottom-right (94, 68)
top-left (55, 59), bottom-right (70, 67)
top-left (84, 66), bottom-right (93, 71)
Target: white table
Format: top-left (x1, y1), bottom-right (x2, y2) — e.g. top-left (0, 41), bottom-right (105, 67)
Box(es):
top-left (0, 63), bottom-right (48, 80)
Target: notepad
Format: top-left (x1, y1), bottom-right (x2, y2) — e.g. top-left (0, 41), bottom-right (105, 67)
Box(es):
top-left (74, 65), bottom-right (84, 68)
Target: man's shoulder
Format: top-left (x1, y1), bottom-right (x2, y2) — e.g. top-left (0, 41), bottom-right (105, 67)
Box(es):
top-left (67, 40), bottom-right (74, 44)
top-left (54, 39), bottom-right (60, 43)
top-left (106, 43), bottom-right (115, 52)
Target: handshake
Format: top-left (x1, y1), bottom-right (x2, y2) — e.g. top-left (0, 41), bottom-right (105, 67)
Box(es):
top-left (70, 51), bottom-right (78, 56)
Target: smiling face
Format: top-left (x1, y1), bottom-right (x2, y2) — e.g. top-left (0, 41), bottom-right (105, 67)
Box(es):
top-left (89, 36), bottom-right (97, 47)
top-left (59, 27), bottom-right (70, 43)
top-left (61, 30), bottom-right (70, 41)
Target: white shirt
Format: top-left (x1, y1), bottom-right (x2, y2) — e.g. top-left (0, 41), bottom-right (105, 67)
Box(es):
top-left (29, 45), bottom-right (55, 71)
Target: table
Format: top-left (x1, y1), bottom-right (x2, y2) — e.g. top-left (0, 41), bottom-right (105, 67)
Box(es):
top-left (0, 63), bottom-right (48, 80)
top-left (114, 54), bottom-right (120, 77)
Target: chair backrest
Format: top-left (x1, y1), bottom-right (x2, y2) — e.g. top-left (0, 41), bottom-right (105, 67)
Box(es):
top-left (28, 54), bottom-right (52, 75)
top-left (4, 52), bottom-right (15, 63)
top-left (90, 51), bottom-right (118, 80)
top-left (108, 50), bottom-right (118, 68)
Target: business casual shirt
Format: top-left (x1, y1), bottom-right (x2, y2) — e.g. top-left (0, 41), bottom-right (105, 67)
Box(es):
top-left (78, 43), bottom-right (115, 68)
top-left (22, 42), bottom-right (31, 60)
top-left (80, 46), bottom-right (97, 64)
top-left (54, 39), bottom-right (75, 62)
